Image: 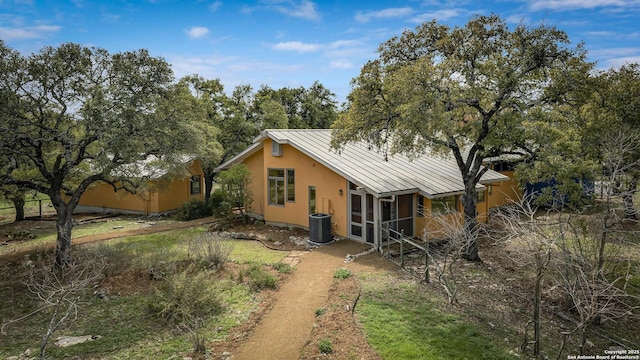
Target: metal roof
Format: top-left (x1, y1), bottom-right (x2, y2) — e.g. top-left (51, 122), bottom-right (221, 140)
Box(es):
top-left (216, 129), bottom-right (509, 199)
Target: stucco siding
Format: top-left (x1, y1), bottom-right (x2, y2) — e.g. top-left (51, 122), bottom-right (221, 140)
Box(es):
top-left (259, 139), bottom-right (348, 237)
top-left (245, 149), bottom-right (265, 217)
top-left (487, 170), bottom-right (522, 210)
top-left (76, 159), bottom-right (204, 215)
top-left (76, 182), bottom-right (150, 214)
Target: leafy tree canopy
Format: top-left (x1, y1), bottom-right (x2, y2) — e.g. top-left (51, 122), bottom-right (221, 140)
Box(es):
top-left (331, 14), bottom-right (590, 260)
top-left (0, 41), bottom-right (196, 266)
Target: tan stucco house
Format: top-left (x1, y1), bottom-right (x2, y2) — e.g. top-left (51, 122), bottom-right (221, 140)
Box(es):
top-left (74, 158), bottom-right (205, 216)
top-left (216, 129), bottom-right (521, 249)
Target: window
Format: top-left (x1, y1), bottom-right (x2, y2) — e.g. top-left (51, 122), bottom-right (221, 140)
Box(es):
top-left (431, 195), bottom-right (458, 216)
top-left (477, 190), bottom-right (486, 203)
top-left (492, 161), bottom-right (516, 172)
top-left (190, 175), bottom-right (201, 195)
top-left (417, 195), bottom-right (426, 217)
top-left (309, 186), bottom-right (316, 214)
top-left (272, 141), bottom-right (283, 156)
top-left (287, 169), bottom-right (295, 202)
top-left (268, 168), bottom-right (285, 206)
top-left (268, 168), bottom-right (296, 206)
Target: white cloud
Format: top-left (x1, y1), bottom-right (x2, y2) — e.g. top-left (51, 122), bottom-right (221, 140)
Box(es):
top-left (0, 24), bottom-right (60, 40)
top-left (185, 26), bottom-right (210, 39)
top-left (590, 47), bottom-right (640, 57)
top-left (410, 9), bottom-right (463, 23)
top-left (272, 0), bottom-right (320, 21)
top-left (168, 54), bottom-right (237, 80)
top-left (529, 0), bottom-right (640, 11)
top-left (354, 7), bottom-right (414, 23)
top-left (328, 40), bottom-right (360, 49)
top-left (586, 30), bottom-right (617, 37)
top-left (272, 41), bottom-right (322, 52)
top-left (329, 60), bottom-right (354, 69)
top-left (209, 0), bottom-right (222, 12)
top-left (601, 56), bottom-right (640, 68)
top-left (243, 1), bottom-right (320, 20)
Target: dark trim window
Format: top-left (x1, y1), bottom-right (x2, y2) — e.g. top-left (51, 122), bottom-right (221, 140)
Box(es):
top-left (287, 169), bottom-right (295, 202)
top-left (417, 195), bottom-right (426, 217)
top-left (309, 186), bottom-right (316, 214)
top-left (477, 189), bottom-right (486, 203)
top-left (431, 195), bottom-right (458, 216)
top-left (268, 168), bottom-right (285, 206)
top-left (190, 175), bottom-right (201, 195)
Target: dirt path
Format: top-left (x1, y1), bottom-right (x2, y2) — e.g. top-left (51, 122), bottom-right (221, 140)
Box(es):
top-left (231, 239), bottom-right (395, 360)
top-left (0, 216), bottom-right (218, 266)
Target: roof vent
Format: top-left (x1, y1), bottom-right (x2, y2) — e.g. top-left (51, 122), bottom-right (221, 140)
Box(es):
top-left (272, 141), bottom-right (283, 157)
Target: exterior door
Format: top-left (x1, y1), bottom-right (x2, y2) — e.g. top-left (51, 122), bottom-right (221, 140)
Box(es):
top-left (349, 190), bottom-right (363, 240)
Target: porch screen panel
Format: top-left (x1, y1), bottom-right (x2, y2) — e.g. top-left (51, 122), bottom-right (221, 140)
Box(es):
top-left (397, 194), bottom-right (414, 237)
top-left (366, 194), bottom-right (374, 243)
top-left (398, 218), bottom-right (413, 237)
top-left (398, 194), bottom-right (413, 218)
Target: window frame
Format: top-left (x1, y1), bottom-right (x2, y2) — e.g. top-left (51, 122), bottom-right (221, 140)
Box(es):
top-left (477, 189), bottom-right (486, 203)
top-left (286, 169), bottom-right (295, 202)
top-left (190, 175), bottom-right (202, 195)
top-left (417, 195), bottom-right (426, 217)
top-left (268, 168), bottom-right (285, 206)
top-left (308, 186), bottom-right (316, 214)
top-left (431, 195), bottom-right (458, 217)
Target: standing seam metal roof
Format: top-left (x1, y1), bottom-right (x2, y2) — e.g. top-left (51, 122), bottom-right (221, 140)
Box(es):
top-left (217, 129), bottom-right (509, 199)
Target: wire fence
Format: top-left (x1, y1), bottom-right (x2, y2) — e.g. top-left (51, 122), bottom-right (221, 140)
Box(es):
top-left (0, 198), bottom-right (55, 223)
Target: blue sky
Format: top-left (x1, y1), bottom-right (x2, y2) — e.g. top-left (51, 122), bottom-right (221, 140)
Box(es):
top-left (2, 0), bottom-right (640, 103)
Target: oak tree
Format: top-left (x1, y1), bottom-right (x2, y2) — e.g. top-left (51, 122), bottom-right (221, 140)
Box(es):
top-left (0, 42), bottom-right (193, 267)
top-left (331, 15), bottom-right (588, 260)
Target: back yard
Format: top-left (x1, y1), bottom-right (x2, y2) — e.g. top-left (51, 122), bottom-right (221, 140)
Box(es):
top-left (0, 209), bottom-right (639, 359)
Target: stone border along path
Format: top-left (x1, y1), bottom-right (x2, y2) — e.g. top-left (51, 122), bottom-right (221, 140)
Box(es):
top-left (230, 239), bottom-right (396, 360)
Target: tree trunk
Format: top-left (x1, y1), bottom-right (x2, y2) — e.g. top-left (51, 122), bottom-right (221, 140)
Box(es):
top-left (204, 172), bottom-right (214, 204)
top-left (54, 206), bottom-right (74, 268)
top-left (533, 266), bottom-right (542, 356)
top-left (461, 183), bottom-right (481, 262)
top-left (622, 176), bottom-right (637, 219)
top-left (11, 194), bottom-right (25, 222)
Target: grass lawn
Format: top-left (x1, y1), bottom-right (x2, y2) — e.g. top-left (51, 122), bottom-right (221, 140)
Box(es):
top-left (0, 226), bottom-right (288, 359)
top-left (0, 216), bottom-right (180, 256)
top-left (356, 273), bottom-right (517, 360)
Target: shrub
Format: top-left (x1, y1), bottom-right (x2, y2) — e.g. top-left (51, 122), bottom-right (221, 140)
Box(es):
top-left (243, 264), bottom-right (278, 291)
top-left (272, 262), bottom-right (293, 274)
top-left (318, 338), bottom-right (333, 354)
top-left (175, 199), bottom-right (212, 221)
top-left (333, 268), bottom-right (352, 280)
top-left (315, 307), bottom-right (326, 317)
top-left (76, 242), bottom-right (134, 277)
top-left (188, 233), bottom-right (235, 269)
top-left (147, 269), bottom-right (223, 325)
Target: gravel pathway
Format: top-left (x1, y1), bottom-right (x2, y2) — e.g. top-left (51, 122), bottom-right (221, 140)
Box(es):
top-left (231, 239), bottom-right (394, 360)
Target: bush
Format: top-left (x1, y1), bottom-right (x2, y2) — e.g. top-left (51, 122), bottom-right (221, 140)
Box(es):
top-left (333, 268), bottom-right (352, 280)
top-left (175, 199), bottom-right (212, 221)
top-left (148, 269), bottom-right (223, 325)
top-left (188, 233), bottom-right (235, 269)
top-left (317, 338), bottom-right (333, 354)
top-left (272, 262), bottom-right (293, 274)
top-left (315, 307), bottom-right (326, 317)
top-left (76, 242), bottom-right (134, 277)
top-left (209, 188), bottom-right (232, 222)
top-left (243, 264), bottom-right (278, 291)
